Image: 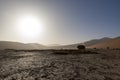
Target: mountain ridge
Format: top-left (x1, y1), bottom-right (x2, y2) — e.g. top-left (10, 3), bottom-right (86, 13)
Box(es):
top-left (0, 36), bottom-right (119, 50)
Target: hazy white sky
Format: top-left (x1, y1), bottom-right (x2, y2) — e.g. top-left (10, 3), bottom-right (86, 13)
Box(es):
top-left (0, 0), bottom-right (120, 45)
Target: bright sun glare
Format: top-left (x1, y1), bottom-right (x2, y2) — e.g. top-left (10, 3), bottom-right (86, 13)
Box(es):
top-left (17, 15), bottom-right (44, 39)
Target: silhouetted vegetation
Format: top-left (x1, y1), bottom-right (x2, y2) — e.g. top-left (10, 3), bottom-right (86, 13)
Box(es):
top-left (106, 46), bottom-right (110, 50)
top-left (77, 45), bottom-right (86, 52)
top-left (77, 45), bottom-right (85, 49)
top-left (94, 48), bottom-right (97, 49)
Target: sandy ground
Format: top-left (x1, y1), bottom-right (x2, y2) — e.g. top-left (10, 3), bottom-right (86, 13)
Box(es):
top-left (0, 50), bottom-right (120, 80)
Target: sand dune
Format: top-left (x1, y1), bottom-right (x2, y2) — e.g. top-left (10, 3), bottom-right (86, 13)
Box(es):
top-left (89, 37), bottom-right (120, 49)
top-left (0, 36), bottom-right (119, 50)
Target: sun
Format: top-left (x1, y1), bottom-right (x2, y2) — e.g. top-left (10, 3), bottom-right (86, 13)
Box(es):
top-left (16, 15), bottom-right (44, 39)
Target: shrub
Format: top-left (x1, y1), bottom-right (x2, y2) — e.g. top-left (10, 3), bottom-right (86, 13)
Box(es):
top-left (77, 45), bottom-right (86, 52)
top-left (77, 45), bottom-right (85, 49)
top-left (106, 46), bottom-right (110, 50)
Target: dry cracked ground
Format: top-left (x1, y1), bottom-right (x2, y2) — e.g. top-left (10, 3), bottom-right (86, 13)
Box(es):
top-left (0, 50), bottom-right (120, 80)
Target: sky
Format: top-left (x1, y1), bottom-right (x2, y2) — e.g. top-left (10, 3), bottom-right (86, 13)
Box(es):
top-left (0, 0), bottom-right (120, 45)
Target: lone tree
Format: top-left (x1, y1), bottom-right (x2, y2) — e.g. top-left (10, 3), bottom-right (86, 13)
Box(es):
top-left (77, 45), bottom-right (86, 52)
top-left (106, 46), bottom-right (110, 50)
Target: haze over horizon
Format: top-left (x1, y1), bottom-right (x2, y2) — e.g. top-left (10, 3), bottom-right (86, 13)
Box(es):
top-left (0, 0), bottom-right (120, 45)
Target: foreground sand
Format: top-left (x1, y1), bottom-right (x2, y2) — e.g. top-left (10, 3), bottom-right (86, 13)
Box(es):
top-left (0, 50), bottom-right (120, 80)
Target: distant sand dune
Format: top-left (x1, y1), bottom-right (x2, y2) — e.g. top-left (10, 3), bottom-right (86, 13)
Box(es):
top-left (89, 37), bottom-right (120, 49)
